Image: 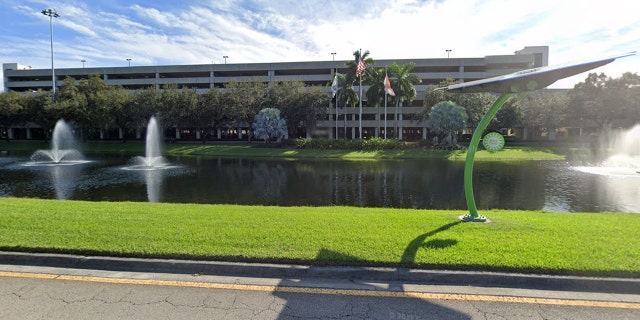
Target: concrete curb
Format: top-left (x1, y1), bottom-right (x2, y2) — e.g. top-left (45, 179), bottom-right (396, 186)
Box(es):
top-left (2, 251), bottom-right (639, 295)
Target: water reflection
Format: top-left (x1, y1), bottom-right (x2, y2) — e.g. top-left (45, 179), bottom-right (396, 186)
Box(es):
top-left (49, 164), bottom-right (84, 200)
top-left (0, 154), bottom-right (638, 213)
top-left (144, 170), bottom-right (164, 203)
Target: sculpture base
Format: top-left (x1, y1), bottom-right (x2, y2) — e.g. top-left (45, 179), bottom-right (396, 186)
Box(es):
top-left (459, 214), bottom-right (490, 223)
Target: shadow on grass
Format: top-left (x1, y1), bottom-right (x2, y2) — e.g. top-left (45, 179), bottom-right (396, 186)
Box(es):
top-left (401, 221), bottom-right (462, 265)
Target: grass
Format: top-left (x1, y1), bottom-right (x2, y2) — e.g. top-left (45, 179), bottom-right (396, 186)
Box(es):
top-left (1, 198), bottom-right (638, 277)
top-left (1, 141), bottom-right (566, 161)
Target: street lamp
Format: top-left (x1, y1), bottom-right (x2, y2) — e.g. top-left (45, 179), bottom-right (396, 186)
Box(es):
top-left (446, 49), bottom-right (452, 58)
top-left (223, 55), bottom-right (228, 64)
top-left (440, 52), bottom-right (635, 222)
top-left (41, 8), bottom-right (59, 102)
top-left (81, 59), bottom-right (86, 68)
top-left (126, 58), bottom-right (131, 67)
top-left (331, 52), bottom-right (337, 139)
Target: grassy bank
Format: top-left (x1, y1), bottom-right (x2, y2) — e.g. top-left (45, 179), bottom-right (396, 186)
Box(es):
top-left (1, 198), bottom-right (638, 277)
top-left (1, 141), bottom-right (566, 160)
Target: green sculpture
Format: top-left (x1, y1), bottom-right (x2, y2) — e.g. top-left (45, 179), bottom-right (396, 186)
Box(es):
top-left (440, 52), bottom-right (636, 222)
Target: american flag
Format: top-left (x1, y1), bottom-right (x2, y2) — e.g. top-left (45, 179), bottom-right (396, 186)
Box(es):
top-left (355, 58), bottom-right (366, 77)
top-left (384, 72), bottom-right (396, 96)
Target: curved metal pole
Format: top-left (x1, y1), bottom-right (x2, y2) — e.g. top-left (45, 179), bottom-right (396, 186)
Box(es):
top-left (463, 93), bottom-right (512, 222)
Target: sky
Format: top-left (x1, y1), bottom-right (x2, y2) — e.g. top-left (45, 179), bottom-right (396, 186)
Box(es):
top-left (1, 0), bottom-right (639, 90)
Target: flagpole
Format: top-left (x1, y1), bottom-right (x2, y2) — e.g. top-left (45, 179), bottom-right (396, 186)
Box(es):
top-left (334, 71), bottom-right (338, 140)
top-left (336, 87), bottom-right (340, 139)
top-left (358, 49), bottom-right (363, 139)
top-left (384, 66), bottom-right (388, 140)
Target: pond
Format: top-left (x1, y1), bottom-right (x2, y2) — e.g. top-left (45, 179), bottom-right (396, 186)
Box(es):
top-left (1, 153), bottom-right (639, 213)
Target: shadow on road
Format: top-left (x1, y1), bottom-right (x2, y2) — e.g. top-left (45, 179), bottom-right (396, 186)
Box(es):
top-left (273, 221), bottom-right (470, 319)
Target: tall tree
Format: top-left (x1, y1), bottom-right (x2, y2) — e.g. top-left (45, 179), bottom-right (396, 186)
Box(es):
top-left (518, 90), bottom-right (568, 140)
top-left (77, 74), bottom-right (113, 137)
top-left (388, 62), bottom-right (421, 139)
top-left (252, 108), bottom-right (287, 143)
top-left (0, 92), bottom-right (27, 141)
top-left (428, 101), bottom-right (468, 147)
top-left (333, 73), bottom-right (358, 109)
top-left (54, 76), bottom-right (86, 123)
top-left (196, 88), bottom-right (232, 142)
top-left (565, 72), bottom-right (640, 129)
top-left (345, 49), bottom-right (375, 138)
top-left (422, 79), bottom-right (495, 129)
top-left (23, 91), bottom-right (57, 139)
top-left (221, 80), bottom-right (267, 140)
top-left (99, 86), bottom-right (138, 142)
top-left (364, 67), bottom-right (386, 108)
top-left (344, 50), bottom-right (374, 86)
top-left (332, 73), bottom-right (358, 138)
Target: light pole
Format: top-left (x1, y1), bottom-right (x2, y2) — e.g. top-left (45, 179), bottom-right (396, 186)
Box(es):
top-left (81, 59), bottom-right (86, 68)
top-left (41, 8), bottom-right (59, 102)
top-left (446, 49), bottom-right (452, 58)
top-left (441, 52), bottom-right (634, 222)
top-left (223, 55), bottom-right (228, 64)
top-left (331, 52), bottom-right (337, 139)
top-left (126, 58), bottom-right (131, 67)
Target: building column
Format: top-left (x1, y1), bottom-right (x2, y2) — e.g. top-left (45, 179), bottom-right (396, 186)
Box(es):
top-left (119, 128), bottom-right (124, 140)
top-left (267, 69), bottom-right (275, 84)
top-left (351, 115), bottom-right (356, 139)
top-left (26, 128), bottom-right (32, 139)
top-left (156, 72), bottom-right (160, 89)
top-left (175, 128), bottom-right (181, 140)
top-left (398, 111), bottom-right (404, 141)
top-left (217, 128), bottom-right (222, 140)
top-left (375, 111), bottom-right (380, 138)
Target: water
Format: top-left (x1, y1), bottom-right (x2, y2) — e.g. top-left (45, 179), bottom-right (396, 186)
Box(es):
top-left (1, 155), bottom-right (639, 213)
top-left (28, 119), bottom-right (86, 165)
top-left (574, 124), bottom-right (640, 176)
top-left (124, 116), bottom-right (175, 171)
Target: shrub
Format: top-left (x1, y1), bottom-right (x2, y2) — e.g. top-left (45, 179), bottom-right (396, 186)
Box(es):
top-left (294, 138), bottom-right (414, 150)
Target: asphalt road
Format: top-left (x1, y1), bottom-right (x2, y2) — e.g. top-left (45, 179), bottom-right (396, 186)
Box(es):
top-left (1, 252), bottom-right (639, 319)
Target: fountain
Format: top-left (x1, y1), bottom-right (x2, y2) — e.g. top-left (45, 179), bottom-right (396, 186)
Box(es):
top-left (28, 119), bottom-right (86, 166)
top-left (124, 116), bottom-right (172, 171)
top-left (575, 124), bottom-right (640, 176)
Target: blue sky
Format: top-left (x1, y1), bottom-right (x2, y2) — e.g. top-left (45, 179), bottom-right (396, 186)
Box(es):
top-left (1, 0), bottom-right (639, 89)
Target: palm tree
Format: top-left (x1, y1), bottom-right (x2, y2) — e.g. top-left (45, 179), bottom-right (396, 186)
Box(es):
top-left (344, 50), bottom-right (374, 86)
top-left (364, 67), bottom-right (386, 137)
top-left (344, 49), bottom-right (375, 138)
top-left (388, 62), bottom-right (421, 139)
top-left (332, 73), bottom-right (358, 138)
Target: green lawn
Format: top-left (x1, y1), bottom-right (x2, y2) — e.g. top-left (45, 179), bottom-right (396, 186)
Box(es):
top-left (1, 198), bottom-right (638, 277)
top-left (1, 141), bottom-right (566, 160)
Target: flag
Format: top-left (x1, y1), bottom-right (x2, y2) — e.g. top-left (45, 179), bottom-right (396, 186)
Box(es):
top-left (384, 72), bottom-right (396, 96)
top-left (355, 58), bottom-right (366, 77)
top-left (331, 74), bottom-right (338, 98)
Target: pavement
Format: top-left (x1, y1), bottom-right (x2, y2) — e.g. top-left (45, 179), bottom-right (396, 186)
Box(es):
top-left (2, 250), bottom-right (640, 299)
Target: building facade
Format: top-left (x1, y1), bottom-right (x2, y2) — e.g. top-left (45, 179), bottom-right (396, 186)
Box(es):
top-left (3, 46), bottom-right (548, 141)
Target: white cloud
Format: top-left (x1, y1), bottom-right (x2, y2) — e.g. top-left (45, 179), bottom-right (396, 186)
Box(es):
top-left (1, 0), bottom-right (639, 90)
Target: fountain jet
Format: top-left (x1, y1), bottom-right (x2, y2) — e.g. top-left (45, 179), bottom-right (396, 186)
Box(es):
top-left (126, 116), bottom-right (171, 170)
top-left (29, 119), bottom-right (84, 165)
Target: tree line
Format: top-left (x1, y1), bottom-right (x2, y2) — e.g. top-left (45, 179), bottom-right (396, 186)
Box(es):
top-left (1, 48), bottom-right (639, 143)
top-left (421, 72), bottom-right (640, 144)
top-left (0, 75), bottom-right (329, 142)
